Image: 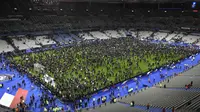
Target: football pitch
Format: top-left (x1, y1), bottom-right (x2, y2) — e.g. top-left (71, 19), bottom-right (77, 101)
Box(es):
top-left (9, 37), bottom-right (194, 101)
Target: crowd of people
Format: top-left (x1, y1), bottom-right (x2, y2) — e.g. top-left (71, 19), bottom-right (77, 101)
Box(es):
top-left (8, 37), bottom-right (199, 101)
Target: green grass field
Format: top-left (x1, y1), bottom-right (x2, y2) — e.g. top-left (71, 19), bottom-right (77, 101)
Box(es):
top-left (9, 37), bottom-right (191, 100)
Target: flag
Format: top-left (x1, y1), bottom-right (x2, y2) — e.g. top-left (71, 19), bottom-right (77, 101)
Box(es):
top-left (0, 88), bottom-right (28, 108)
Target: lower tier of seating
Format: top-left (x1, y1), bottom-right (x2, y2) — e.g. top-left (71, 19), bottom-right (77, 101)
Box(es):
top-left (119, 88), bottom-right (200, 109)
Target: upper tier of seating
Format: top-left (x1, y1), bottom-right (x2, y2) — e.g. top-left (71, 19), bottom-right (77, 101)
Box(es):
top-left (1, 16), bottom-right (200, 33)
top-left (138, 31), bottom-right (153, 39)
top-left (78, 33), bottom-right (95, 40)
top-left (165, 33), bottom-right (177, 42)
top-left (53, 34), bottom-right (74, 45)
top-left (13, 37), bottom-right (41, 50)
top-left (35, 36), bottom-right (56, 45)
top-left (104, 30), bottom-right (122, 38)
top-left (154, 32), bottom-right (168, 40)
top-left (90, 31), bottom-right (110, 39)
top-left (128, 30), bottom-right (137, 38)
top-left (117, 29), bottom-right (127, 37)
top-left (0, 30), bottom-right (200, 53)
top-left (182, 35), bottom-right (200, 44)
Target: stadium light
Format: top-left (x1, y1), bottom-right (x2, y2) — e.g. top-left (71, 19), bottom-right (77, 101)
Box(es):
top-left (131, 10), bottom-right (134, 12)
top-left (14, 8), bottom-right (17, 11)
top-left (192, 2), bottom-right (196, 8)
top-left (164, 11), bottom-right (167, 13)
top-left (60, 9), bottom-right (63, 11)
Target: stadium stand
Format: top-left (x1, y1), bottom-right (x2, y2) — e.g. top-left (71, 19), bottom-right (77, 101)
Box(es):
top-left (53, 35), bottom-right (66, 45)
top-left (35, 36), bottom-right (56, 45)
top-left (138, 31), bottom-right (153, 39)
top-left (12, 36), bottom-right (43, 50)
top-left (104, 30), bottom-right (122, 38)
top-left (1, 0), bottom-right (200, 112)
top-left (13, 38), bottom-right (30, 50)
top-left (165, 33), bottom-right (177, 42)
top-left (181, 96), bottom-right (200, 111)
top-left (172, 33), bottom-right (185, 42)
top-left (156, 76), bottom-right (200, 89)
top-left (0, 39), bottom-right (14, 53)
top-left (78, 32), bottom-right (95, 40)
top-left (182, 64), bottom-right (200, 77)
top-left (117, 29), bottom-right (127, 37)
top-left (154, 32), bottom-right (168, 40)
top-left (119, 88), bottom-right (200, 109)
top-left (90, 31), bottom-right (110, 39)
top-left (69, 33), bottom-right (82, 41)
top-left (182, 35), bottom-right (200, 44)
top-left (157, 64), bottom-right (200, 89)
top-left (82, 103), bottom-right (147, 112)
top-left (53, 34), bottom-right (74, 45)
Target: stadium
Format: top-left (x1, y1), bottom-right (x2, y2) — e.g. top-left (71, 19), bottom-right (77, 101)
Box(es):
top-left (0, 0), bottom-right (200, 112)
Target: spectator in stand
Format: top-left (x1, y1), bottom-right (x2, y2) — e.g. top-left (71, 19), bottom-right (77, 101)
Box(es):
top-left (162, 108), bottom-right (166, 112)
top-left (185, 84), bottom-right (188, 90)
top-left (147, 103), bottom-right (150, 110)
top-left (130, 101), bottom-right (135, 107)
top-left (188, 83), bottom-right (191, 89)
top-left (172, 106), bottom-right (175, 112)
